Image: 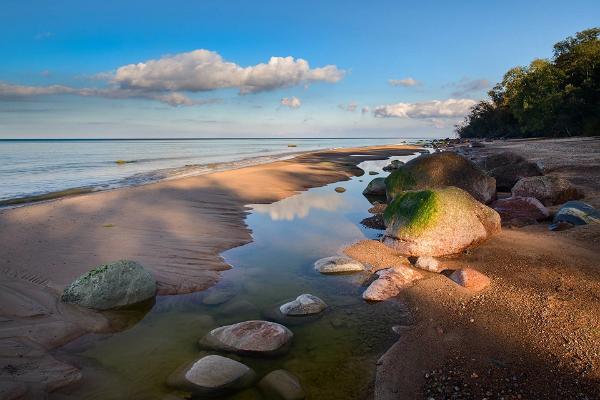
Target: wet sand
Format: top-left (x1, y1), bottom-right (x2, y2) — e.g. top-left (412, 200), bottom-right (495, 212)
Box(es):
top-left (0, 145), bottom-right (418, 397)
top-left (366, 137), bottom-right (600, 399)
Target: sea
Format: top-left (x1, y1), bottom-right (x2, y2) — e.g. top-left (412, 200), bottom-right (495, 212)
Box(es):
top-left (0, 137), bottom-right (427, 206)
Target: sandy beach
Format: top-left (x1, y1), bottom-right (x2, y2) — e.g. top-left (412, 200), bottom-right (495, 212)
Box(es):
top-left (0, 144), bottom-right (418, 398)
top-left (1, 138), bottom-right (599, 399)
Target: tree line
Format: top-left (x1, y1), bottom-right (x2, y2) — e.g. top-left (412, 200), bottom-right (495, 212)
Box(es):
top-left (456, 28), bottom-right (599, 138)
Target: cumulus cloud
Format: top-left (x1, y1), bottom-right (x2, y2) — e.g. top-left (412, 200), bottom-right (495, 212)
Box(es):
top-left (338, 102), bottom-right (358, 112)
top-left (280, 96), bottom-right (301, 109)
top-left (447, 78), bottom-right (490, 97)
top-left (388, 77), bottom-right (419, 87)
top-left (112, 50), bottom-right (344, 95)
top-left (0, 50), bottom-right (344, 106)
top-left (373, 98), bottom-right (477, 119)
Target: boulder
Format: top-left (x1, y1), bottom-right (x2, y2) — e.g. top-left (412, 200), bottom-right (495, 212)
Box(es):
top-left (449, 268), bottom-right (490, 291)
top-left (383, 187), bottom-right (501, 257)
top-left (314, 256), bottom-right (365, 274)
top-left (363, 178), bottom-right (386, 196)
top-left (362, 265), bottom-right (423, 301)
top-left (414, 256), bottom-right (442, 272)
top-left (167, 355), bottom-right (255, 396)
top-left (511, 175), bottom-right (582, 206)
top-left (491, 197), bottom-right (550, 225)
top-left (61, 260), bottom-right (156, 310)
top-left (385, 152), bottom-right (496, 204)
top-left (487, 162), bottom-right (543, 192)
top-left (199, 320), bottom-right (293, 355)
top-left (477, 151), bottom-right (527, 171)
top-left (279, 294), bottom-right (327, 316)
top-left (552, 201), bottom-right (600, 228)
top-left (382, 159), bottom-right (405, 172)
top-left (258, 369), bottom-right (305, 400)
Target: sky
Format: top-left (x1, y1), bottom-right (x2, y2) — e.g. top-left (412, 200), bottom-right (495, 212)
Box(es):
top-left (1, 0), bottom-right (598, 138)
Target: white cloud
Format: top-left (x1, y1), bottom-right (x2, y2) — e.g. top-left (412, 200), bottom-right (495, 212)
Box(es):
top-left (373, 98), bottom-right (476, 119)
top-left (0, 50), bottom-right (344, 106)
top-left (280, 96), bottom-right (301, 109)
top-left (112, 50), bottom-right (344, 94)
top-left (361, 106), bottom-right (370, 114)
top-left (338, 102), bottom-right (358, 112)
top-left (388, 77), bottom-right (419, 87)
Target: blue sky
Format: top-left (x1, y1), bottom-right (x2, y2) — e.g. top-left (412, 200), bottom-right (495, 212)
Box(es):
top-left (1, 0), bottom-right (598, 138)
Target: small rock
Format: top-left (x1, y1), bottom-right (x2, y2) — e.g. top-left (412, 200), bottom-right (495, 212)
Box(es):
top-left (414, 256), bottom-right (442, 272)
top-left (166, 355), bottom-right (255, 396)
top-left (449, 268), bottom-right (490, 291)
top-left (382, 159), bottom-right (405, 172)
top-left (334, 187), bottom-right (346, 193)
top-left (362, 265), bottom-right (423, 301)
top-left (368, 202), bottom-right (387, 214)
top-left (360, 214), bottom-right (385, 230)
top-left (491, 196), bottom-right (550, 225)
top-left (199, 320), bottom-right (293, 355)
top-left (369, 171), bottom-right (379, 175)
top-left (279, 294), bottom-right (327, 316)
top-left (258, 369), bottom-right (305, 400)
top-left (552, 201), bottom-right (600, 227)
top-left (314, 256), bottom-right (365, 274)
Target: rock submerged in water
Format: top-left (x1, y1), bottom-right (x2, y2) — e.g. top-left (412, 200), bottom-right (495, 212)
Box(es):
top-left (383, 187), bottom-right (501, 257)
top-left (362, 177), bottom-right (386, 196)
top-left (449, 268), bottom-right (490, 291)
top-left (491, 196), bottom-right (550, 225)
top-left (362, 265), bottom-right (423, 301)
top-left (551, 201), bottom-right (600, 229)
top-left (167, 355), bottom-right (255, 396)
top-left (511, 175), bottom-right (582, 206)
top-left (314, 256), bottom-right (365, 274)
top-left (385, 152), bottom-right (496, 204)
top-left (199, 320), bottom-right (293, 355)
top-left (279, 294), bottom-right (327, 316)
top-left (258, 369), bottom-right (305, 400)
top-left (61, 260), bottom-right (156, 310)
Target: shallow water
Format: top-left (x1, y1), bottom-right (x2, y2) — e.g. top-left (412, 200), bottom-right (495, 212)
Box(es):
top-left (51, 152), bottom-right (420, 400)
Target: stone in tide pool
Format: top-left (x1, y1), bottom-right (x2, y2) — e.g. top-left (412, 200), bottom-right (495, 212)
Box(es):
top-left (414, 256), bottom-right (442, 272)
top-left (383, 187), bottom-right (501, 257)
top-left (314, 256), bottom-right (365, 274)
top-left (362, 177), bottom-right (386, 196)
top-left (279, 294), bottom-right (327, 316)
top-left (167, 355), bottom-right (255, 396)
top-left (362, 265), bottom-right (423, 302)
top-left (382, 159), bottom-right (404, 172)
top-left (491, 196), bottom-right (550, 225)
top-left (199, 320), bottom-right (293, 355)
top-left (258, 369), bottom-right (305, 400)
top-left (511, 175), bottom-right (582, 206)
top-left (449, 268), bottom-right (490, 291)
top-left (551, 201), bottom-right (600, 229)
top-left (61, 260), bottom-right (156, 310)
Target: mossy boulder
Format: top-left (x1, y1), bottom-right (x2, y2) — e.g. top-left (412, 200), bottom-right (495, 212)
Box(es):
top-left (61, 260), bottom-right (156, 310)
top-left (362, 177), bottom-right (386, 196)
top-left (383, 187), bottom-right (501, 256)
top-left (384, 152), bottom-right (496, 203)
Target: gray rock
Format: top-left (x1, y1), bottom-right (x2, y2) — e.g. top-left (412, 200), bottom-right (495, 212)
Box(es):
top-left (511, 175), bottom-right (582, 206)
top-left (167, 355), bottom-right (255, 396)
top-left (382, 159), bottom-right (405, 172)
top-left (279, 294), bottom-right (327, 316)
top-left (362, 178), bottom-right (386, 196)
top-left (314, 256), bottom-right (365, 274)
top-left (552, 201), bottom-right (600, 228)
top-left (61, 260), bottom-right (156, 310)
top-left (258, 369), bottom-right (305, 400)
top-left (199, 320), bottom-right (293, 355)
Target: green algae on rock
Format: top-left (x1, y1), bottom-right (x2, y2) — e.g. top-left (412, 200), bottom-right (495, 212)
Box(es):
top-left (384, 152), bottom-right (496, 203)
top-left (383, 187), bottom-right (501, 256)
top-left (61, 260), bottom-right (156, 310)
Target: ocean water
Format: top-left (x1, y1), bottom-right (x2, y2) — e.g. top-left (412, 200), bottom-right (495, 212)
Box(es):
top-left (0, 138), bottom-right (424, 205)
